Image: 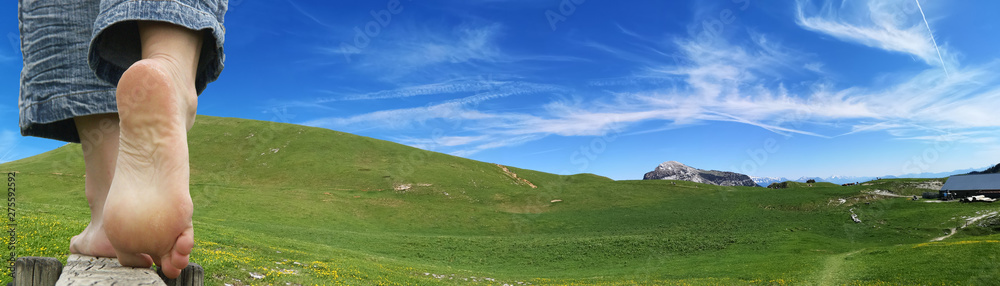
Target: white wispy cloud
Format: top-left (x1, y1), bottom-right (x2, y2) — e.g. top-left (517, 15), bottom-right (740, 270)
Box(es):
top-left (320, 77), bottom-right (502, 102)
top-left (0, 130), bottom-right (22, 164)
top-left (334, 23), bottom-right (507, 81)
top-left (301, 27), bottom-right (855, 154)
top-left (346, 79), bottom-right (556, 103)
top-left (299, 79), bottom-right (557, 129)
top-left (285, 0), bottom-right (339, 30)
top-left (399, 23), bottom-right (503, 66)
top-left (308, 23), bottom-right (999, 156)
top-left (794, 0), bottom-right (953, 69)
top-left (449, 135), bottom-right (545, 157)
top-left (298, 2), bottom-right (998, 157)
top-left (804, 62), bottom-right (824, 73)
top-left (322, 19), bottom-right (589, 85)
top-left (397, 135), bottom-right (491, 150)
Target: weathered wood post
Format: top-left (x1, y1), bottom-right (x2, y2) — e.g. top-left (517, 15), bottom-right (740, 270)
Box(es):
top-left (13, 257), bottom-right (62, 286)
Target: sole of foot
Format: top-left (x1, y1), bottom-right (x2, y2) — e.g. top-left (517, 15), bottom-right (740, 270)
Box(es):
top-left (103, 57), bottom-right (197, 279)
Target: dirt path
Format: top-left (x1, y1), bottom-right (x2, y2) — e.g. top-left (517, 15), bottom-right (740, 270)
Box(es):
top-left (931, 211), bottom-right (998, 242)
top-left (496, 164), bottom-right (537, 188)
top-left (815, 249), bottom-right (863, 286)
top-left (868, 189), bottom-right (909, 198)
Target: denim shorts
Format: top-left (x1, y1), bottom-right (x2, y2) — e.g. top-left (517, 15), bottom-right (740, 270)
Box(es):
top-left (18, 0), bottom-right (227, 143)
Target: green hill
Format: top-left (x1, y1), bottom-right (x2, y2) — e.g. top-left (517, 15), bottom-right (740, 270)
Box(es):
top-left (2, 116), bottom-right (999, 285)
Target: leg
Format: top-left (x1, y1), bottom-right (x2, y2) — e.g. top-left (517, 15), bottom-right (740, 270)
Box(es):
top-left (102, 21), bottom-right (200, 279)
top-left (69, 113), bottom-right (119, 258)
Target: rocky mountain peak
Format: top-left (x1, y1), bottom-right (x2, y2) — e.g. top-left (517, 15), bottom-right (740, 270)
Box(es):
top-left (658, 161), bottom-right (686, 170)
top-left (644, 161), bottom-right (758, 187)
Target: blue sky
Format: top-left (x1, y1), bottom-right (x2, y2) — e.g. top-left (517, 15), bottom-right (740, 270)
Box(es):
top-left (3, 0), bottom-right (1000, 180)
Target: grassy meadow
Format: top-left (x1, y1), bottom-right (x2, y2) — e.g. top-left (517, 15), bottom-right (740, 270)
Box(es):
top-left (1, 116), bottom-right (998, 285)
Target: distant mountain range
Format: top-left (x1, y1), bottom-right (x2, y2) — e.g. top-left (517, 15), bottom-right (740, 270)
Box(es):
top-left (646, 161), bottom-right (990, 188)
top-left (643, 161), bottom-right (758, 187)
top-left (750, 166), bottom-right (994, 187)
top-left (750, 176), bottom-right (876, 186)
top-left (749, 176), bottom-right (790, 187)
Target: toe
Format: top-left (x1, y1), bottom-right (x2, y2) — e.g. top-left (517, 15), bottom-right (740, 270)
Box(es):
top-left (116, 251), bottom-right (154, 268)
top-left (170, 227), bottom-right (194, 270)
top-left (160, 227), bottom-right (194, 279)
top-left (159, 254), bottom-right (182, 279)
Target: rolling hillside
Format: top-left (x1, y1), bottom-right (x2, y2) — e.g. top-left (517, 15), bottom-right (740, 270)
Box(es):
top-left (2, 116), bottom-right (998, 285)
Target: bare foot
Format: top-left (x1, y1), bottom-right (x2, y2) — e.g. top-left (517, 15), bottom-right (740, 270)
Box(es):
top-left (103, 56), bottom-right (197, 279)
top-left (70, 113), bottom-right (120, 258)
top-left (70, 223), bottom-right (117, 257)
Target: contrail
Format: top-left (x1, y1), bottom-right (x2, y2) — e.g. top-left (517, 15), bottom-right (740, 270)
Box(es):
top-left (914, 0), bottom-right (949, 77)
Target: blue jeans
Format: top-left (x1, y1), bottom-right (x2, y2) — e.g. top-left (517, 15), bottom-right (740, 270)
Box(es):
top-left (18, 0), bottom-right (227, 143)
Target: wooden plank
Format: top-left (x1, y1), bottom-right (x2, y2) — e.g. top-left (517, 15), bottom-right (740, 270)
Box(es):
top-left (14, 255), bottom-right (202, 286)
top-left (55, 254), bottom-right (165, 286)
top-left (14, 257), bottom-right (62, 286)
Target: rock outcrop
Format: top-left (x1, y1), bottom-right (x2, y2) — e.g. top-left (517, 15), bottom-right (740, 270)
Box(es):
top-left (643, 161), bottom-right (758, 187)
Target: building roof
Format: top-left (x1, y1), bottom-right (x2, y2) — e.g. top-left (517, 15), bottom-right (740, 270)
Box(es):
top-left (941, 173), bottom-right (1000, 191)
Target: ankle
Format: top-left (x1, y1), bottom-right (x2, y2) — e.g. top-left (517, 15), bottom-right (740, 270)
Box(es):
top-left (145, 53), bottom-right (196, 84)
top-left (134, 21), bottom-right (202, 130)
top-left (137, 21), bottom-right (202, 86)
